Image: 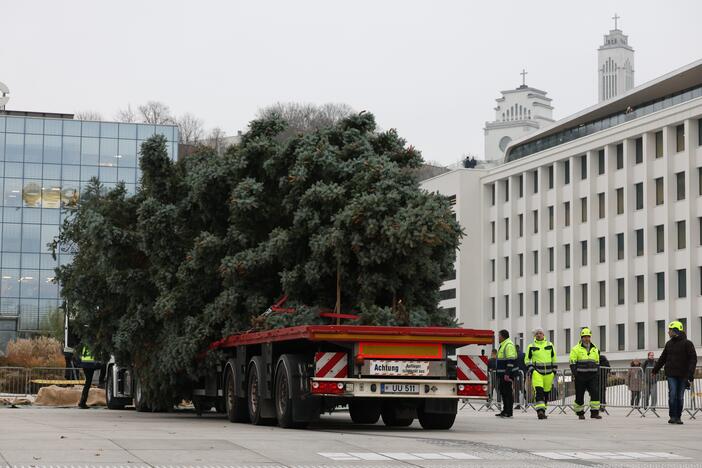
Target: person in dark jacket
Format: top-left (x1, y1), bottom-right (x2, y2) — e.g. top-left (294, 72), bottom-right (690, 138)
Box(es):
top-left (514, 344), bottom-right (527, 409)
top-left (599, 354), bottom-right (611, 411)
top-left (641, 352), bottom-right (658, 408)
top-left (652, 321), bottom-right (698, 425)
top-left (77, 345), bottom-right (103, 409)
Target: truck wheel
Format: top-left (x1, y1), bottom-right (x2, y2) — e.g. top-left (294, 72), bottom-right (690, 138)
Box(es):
top-left (225, 365), bottom-right (248, 423)
top-left (417, 407), bottom-right (456, 430)
top-left (349, 400), bottom-right (381, 424)
top-left (275, 356), bottom-right (308, 429)
top-left (381, 402), bottom-right (414, 427)
top-left (134, 375), bottom-right (150, 412)
top-left (105, 367), bottom-right (125, 410)
top-left (247, 357), bottom-right (275, 425)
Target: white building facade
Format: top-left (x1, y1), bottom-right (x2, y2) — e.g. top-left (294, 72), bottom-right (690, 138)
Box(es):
top-left (424, 60), bottom-right (702, 365)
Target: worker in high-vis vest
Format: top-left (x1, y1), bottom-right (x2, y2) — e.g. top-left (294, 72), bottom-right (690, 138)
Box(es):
top-left (495, 329), bottom-right (518, 418)
top-left (569, 327), bottom-right (602, 419)
top-left (77, 345), bottom-right (101, 409)
top-left (525, 327), bottom-right (556, 420)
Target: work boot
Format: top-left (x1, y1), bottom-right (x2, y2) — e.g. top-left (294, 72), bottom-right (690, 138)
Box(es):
top-left (668, 418), bottom-right (676, 424)
top-left (78, 403), bottom-right (89, 409)
top-left (537, 409), bottom-right (547, 420)
top-left (577, 411), bottom-right (585, 420)
top-left (590, 410), bottom-right (602, 419)
top-left (674, 418), bottom-right (684, 425)
top-left (495, 412), bottom-right (505, 417)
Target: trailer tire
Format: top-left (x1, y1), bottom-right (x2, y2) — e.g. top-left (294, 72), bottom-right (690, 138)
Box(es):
top-left (417, 407), bottom-right (456, 430)
top-left (105, 367), bottom-right (126, 410)
top-left (381, 402), bottom-right (414, 427)
top-left (349, 400), bottom-right (381, 424)
top-left (224, 365), bottom-right (248, 423)
top-left (247, 357), bottom-right (275, 425)
top-left (133, 374), bottom-right (150, 413)
top-left (275, 355), bottom-right (309, 429)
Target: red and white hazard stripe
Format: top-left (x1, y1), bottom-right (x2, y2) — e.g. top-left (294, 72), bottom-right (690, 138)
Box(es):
top-left (314, 352), bottom-right (348, 378)
top-left (457, 355), bottom-right (488, 381)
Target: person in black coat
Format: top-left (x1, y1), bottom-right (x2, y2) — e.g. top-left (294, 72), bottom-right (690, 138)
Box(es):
top-left (652, 321), bottom-right (698, 424)
top-left (599, 353), bottom-right (611, 409)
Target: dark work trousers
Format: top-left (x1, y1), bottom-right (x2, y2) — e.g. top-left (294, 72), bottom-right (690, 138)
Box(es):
top-left (79, 367), bottom-right (95, 407)
top-left (499, 377), bottom-right (514, 416)
top-left (574, 374), bottom-right (600, 412)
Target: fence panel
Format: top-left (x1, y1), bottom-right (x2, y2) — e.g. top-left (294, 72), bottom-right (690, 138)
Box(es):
top-left (0, 367), bottom-right (29, 396)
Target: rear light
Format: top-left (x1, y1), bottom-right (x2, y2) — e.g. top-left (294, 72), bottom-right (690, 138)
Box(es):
top-left (311, 380), bottom-right (346, 395)
top-left (457, 383), bottom-right (487, 397)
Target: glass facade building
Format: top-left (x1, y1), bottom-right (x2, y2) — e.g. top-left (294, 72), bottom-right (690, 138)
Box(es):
top-left (0, 115), bottom-right (178, 344)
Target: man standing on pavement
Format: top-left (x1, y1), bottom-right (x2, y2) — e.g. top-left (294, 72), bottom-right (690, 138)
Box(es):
top-left (569, 328), bottom-right (602, 419)
top-left (77, 344), bottom-right (102, 409)
top-left (495, 330), bottom-right (517, 418)
top-left (652, 321), bottom-right (698, 425)
top-left (525, 327), bottom-right (556, 420)
top-left (641, 351), bottom-right (658, 409)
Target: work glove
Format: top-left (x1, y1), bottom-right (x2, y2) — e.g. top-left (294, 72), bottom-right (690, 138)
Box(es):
top-left (503, 374), bottom-right (512, 383)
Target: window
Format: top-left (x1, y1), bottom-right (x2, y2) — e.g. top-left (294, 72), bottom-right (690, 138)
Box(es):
top-left (617, 277), bottom-right (625, 305)
top-left (655, 177), bottom-right (664, 205)
top-left (656, 225), bottom-right (664, 253)
top-left (699, 168), bottom-right (702, 196)
top-left (439, 288), bottom-right (456, 300)
top-left (637, 322), bottom-right (645, 350)
top-left (657, 320), bottom-right (666, 348)
top-left (564, 160), bottom-right (570, 185)
top-left (616, 187), bottom-right (624, 214)
top-left (564, 285), bottom-right (571, 311)
top-left (548, 247), bottom-right (554, 272)
top-left (490, 259), bottom-right (495, 281)
top-left (518, 214), bottom-right (523, 237)
top-left (635, 182), bottom-right (643, 210)
top-left (548, 206), bottom-right (554, 230)
top-left (598, 149), bottom-right (605, 174)
top-left (533, 291), bottom-right (539, 315)
top-left (617, 232), bottom-right (624, 260)
top-left (490, 184), bottom-right (496, 205)
top-left (699, 119), bottom-right (702, 147)
top-left (443, 307), bottom-right (456, 317)
top-left (564, 202), bottom-right (570, 227)
top-left (580, 155), bottom-right (587, 179)
top-left (490, 221), bottom-right (495, 243)
top-left (635, 137), bottom-right (643, 164)
top-left (447, 267), bottom-right (456, 280)
top-left (533, 250), bottom-right (539, 274)
top-left (490, 297), bottom-right (495, 320)
top-left (548, 165), bottom-right (554, 189)
top-left (518, 292), bottom-right (524, 316)
top-left (533, 210), bottom-right (538, 234)
top-left (565, 328), bottom-right (571, 352)
top-left (599, 325), bottom-right (606, 351)
top-left (656, 272), bottom-right (665, 300)
top-left (700, 266), bottom-right (702, 296)
top-left (504, 179), bottom-right (509, 201)
top-left (677, 220), bottom-right (686, 249)
top-left (504, 257), bottom-right (509, 279)
top-left (581, 197), bottom-right (587, 222)
top-left (636, 275), bottom-right (644, 303)
top-left (598, 192), bottom-right (605, 218)
top-left (533, 170), bottom-right (539, 193)
top-left (581, 240), bottom-right (588, 266)
top-left (699, 218), bottom-right (702, 246)
top-left (676, 124), bottom-right (685, 152)
top-left (635, 228), bottom-right (644, 256)
top-left (655, 131), bottom-right (663, 158)
top-left (599, 280), bottom-right (606, 307)
top-left (676, 172), bottom-right (686, 200)
top-left (518, 175), bottom-right (523, 198)
top-left (564, 244), bottom-right (570, 269)
top-left (598, 237), bottom-right (606, 263)
top-left (616, 143), bottom-right (624, 169)
top-left (518, 253), bottom-right (524, 277)
top-left (678, 268), bottom-right (687, 298)
top-left (504, 295), bottom-right (509, 318)
top-left (505, 218), bottom-right (509, 240)
top-left (618, 323), bottom-right (625, 351)
top-left (581, 283), bottom-right (588, 309)
top-left (548, 288), bottom-right (554, 313)
top-left (549, 329), bottom-right (554, 344)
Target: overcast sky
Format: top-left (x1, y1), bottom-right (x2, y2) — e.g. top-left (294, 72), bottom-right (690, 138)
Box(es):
top-left (2, 0), bottom-right (701, 165)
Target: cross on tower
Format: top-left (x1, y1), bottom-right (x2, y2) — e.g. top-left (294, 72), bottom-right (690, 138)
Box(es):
top-left (520, 69), bottom-right (528, 86)
top-left (612, 13), bottom-right (620, 30)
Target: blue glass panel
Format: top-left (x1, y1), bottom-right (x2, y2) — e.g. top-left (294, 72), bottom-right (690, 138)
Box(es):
top-left (43, 164), bottom-right (61, 180)
top-left (20, 272), bottom-right (39, 298)
top-left (6, 117), bottom-right (25, 133)
top-left (0, 298), bottom-right (18, 315)
top-left (1, 269), bottom-right (20, 297)
top-left (44, 119), bottom-right (62, 135)
top-left (25, 118), bottom-right (43, 135)
top-left (62, 165), bottom-right (80, 180)
top-left (5, 162), bottom-right (22, 178)
top-left (100, 138), bottom-right (119, 166)
top-left (156, 125), bottom-right (174, 141)
top-left (4, 179), bottom-right (22, 207)
top-left (21, 225), bottom-right (41, 252)
top-left (41, 208), bottom-right (59, 224)
top-left (2, 224), bottom-right (21, 251)
top-left (100, 167), bottom-right (117, 183)
top-left (3, 208), bottom-right (21, 223)
top-left (81, 137), bottom-right (100, 165)
top-left (22, 208), bottom-right (41, 224)
top-left (100, 122), bottom-right (118, 138)
top-left (41, 181), bottom-right (61, 209)
top-left (43, 135), bottom-right (62, 163)
top-left (2, 253), bottom-right (20, 268)
top-left (0, 133), bottom-right (5, 161)
top-left (22, 180), bottom-right (42, 208)
top-left (80, 165), bottom-right (98, 181)
top-left (24, 135), bottom-right (43, 163)
top-left (21, 254), bottom-right (39, 269)
top-left (19, 300), bottom-right (39, 330)
top-left (137, 124), bottom-right (155, 140)
top-left (0, 116), bottom-right (5, 131)
top-left (40, 225), bottom-right (58, 251)
top-left (5, 133), bottom-right (23, 161)
top-left (40, 254), bottom-right (57, 270)
top-left (62, 120), bottom-right (81, 136)
top-left (82, 121), bottom-right (99, 137)
top-left (119, 123), bottom-right (137, 139)
top-left (24, 163), bottom-right (42, 179)
top-left (40, 272), bottom-right (58, 298)
top-left (62, 136), bottom-right (80, 164)
top-left (117, 167), bottom-right (136, 183)
top-left (118, 139), bottom-right (137, 167)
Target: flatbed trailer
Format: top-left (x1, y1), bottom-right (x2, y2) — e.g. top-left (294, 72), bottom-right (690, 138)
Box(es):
top-left (106, 324), bottom-right (493, 429)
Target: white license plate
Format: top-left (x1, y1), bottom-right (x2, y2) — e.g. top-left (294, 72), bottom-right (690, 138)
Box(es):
top-left (380, 383), bottom-right (420, 394)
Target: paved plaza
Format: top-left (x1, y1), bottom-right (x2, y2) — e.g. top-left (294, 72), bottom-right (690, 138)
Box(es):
top-left (0, 405), bottom-right (700, 468)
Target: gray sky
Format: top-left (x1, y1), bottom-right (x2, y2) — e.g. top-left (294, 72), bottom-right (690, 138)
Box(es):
top-left (2, 0), bottom-right (701, 165)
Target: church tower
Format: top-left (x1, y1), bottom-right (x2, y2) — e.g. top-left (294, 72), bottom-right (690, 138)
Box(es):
top-left (598, 14), bottom-right (635, 102)
top-left (483, 70), bottom-right (555, 161)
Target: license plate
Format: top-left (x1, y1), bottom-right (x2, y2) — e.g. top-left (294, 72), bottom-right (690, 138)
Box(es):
top-left (380, 383), bottom-right (420, 394)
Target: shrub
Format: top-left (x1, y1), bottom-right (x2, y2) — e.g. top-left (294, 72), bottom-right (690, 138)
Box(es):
top-left (1, 337), bottom-right (65, 368)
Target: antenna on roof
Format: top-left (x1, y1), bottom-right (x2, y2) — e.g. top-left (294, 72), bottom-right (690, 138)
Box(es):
top-left (0, 81), bottom-right (9, 110)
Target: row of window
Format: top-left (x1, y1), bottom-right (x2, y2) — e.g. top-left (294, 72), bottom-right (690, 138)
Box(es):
top-left (0, 116), bottom-right (177, 141)
top-left (490, 120), bottom-right (702, 205)
top-left (491, 218), bottom-right (701, 280)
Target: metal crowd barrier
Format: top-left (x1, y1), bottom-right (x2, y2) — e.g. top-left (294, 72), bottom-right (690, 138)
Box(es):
top-left (0, 367), bottom-right (30, 396)
top-left (0, 367), bottom-right (86, 396)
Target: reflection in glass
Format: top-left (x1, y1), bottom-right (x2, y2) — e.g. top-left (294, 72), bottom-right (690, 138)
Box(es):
top-left (20, 270), bottom-right (39, 298)
top-left (21, 254), bottom-right (40, 269)
top-left (4, 178), bottom-right (22, 207)
top-left (2, 224), bottom-right (21, 251)
top-left (100, 138), bottom-right (119, 166)
top-left (43, 136), bottom-right (61, 163)
top-left (44, 120), bottom-right (62, 135)
top-left (62, 136), bottom-right (81, 164)
top-left (21, 225), bottom-right (41, 252)
top-left (81, 137), bottom-right (100, 165)
top-left (25, 134), bottom-right (43, 163)
top-left (25, 118), bottom-right (44, 135)
top-left (22, 182), bottom-right (42, 207)
top-left (5, 134), bottom-right (24, 161)
top-left (1, 269), bottom-right (19, 297)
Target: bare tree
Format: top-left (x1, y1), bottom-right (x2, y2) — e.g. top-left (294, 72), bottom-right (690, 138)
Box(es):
top-left (74, 110), bottom-right (104, 121)
top-left (257, 102), bottom-right (354, 141)
top-left (204, 127), bottom-right (227, 154)
top-left (115, 104), bottom-right (137, 123)
top-left (138, 101), bottom-right (174, 124)
top-left (176, 113), bottom-right (204, 144)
